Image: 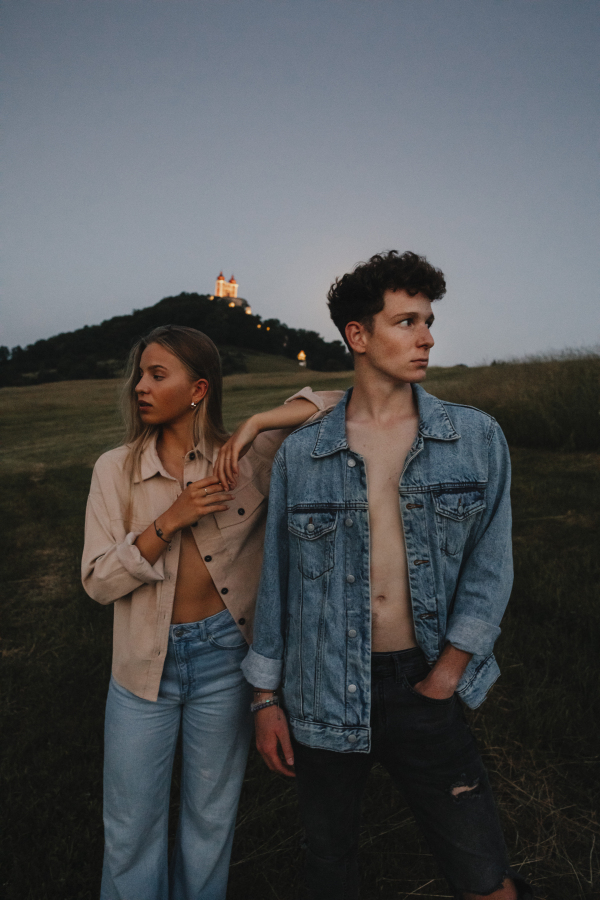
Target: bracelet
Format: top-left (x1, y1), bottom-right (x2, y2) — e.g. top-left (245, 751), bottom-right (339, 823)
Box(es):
top-left (154, 520), bottom-right (170, 543)
top-left (253, 689), bottom-right (274, 696)
top-left (250, 697), bottom-right (280, 714)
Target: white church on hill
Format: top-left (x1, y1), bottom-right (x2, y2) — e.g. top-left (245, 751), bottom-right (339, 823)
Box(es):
top-left (213, 272), bottom-right (252, 313)
top-left (215, 271), bottom-right (238, 298)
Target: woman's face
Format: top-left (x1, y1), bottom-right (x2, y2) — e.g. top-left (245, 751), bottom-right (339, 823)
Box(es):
top-left (135, 342), bottom-right (207, 427)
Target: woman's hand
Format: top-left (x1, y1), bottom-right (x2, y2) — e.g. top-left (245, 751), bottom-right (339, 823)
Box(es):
top-left (214, 417), bottom-right (261, 489)
top-left (156, 476), bottom-right (234, 538)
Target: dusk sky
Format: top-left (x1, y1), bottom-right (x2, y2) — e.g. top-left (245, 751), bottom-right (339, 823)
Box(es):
top-left (3, 0), bottom-right (598, 366)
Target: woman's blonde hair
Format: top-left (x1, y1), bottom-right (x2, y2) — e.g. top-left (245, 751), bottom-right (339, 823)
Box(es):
top-left (122, 325), bottom-right (229, 484)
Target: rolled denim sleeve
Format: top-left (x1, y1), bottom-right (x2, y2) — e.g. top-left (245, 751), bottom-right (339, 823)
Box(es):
top-left (445, 423), bottom-right (513, 658)
top-left (241, 453), bottom-right (289, 689)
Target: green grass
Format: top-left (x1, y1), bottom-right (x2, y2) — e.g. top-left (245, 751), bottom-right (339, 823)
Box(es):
top-left (1, 362), bottom-right (599, 899)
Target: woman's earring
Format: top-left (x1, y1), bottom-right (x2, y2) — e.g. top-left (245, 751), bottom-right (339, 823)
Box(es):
top-left (191, 401), bottom-right (197, 409)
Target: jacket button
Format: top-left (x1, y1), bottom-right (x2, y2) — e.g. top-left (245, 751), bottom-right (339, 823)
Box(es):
top-left (306, 523), bottom-right (315, 533)
top-left (345, 518), bottom-right (353, 527)
top-left (347, 734), bottom-right (357, 743)
top-left (348, 684), bottom-right (357, 693)
top-left (204, 555), bottom-right (212, 562)
top-left (346, 574), bottom-right (355, 584)
top-left (238, 508), bottom-right (245, 515)
top-left (221, 587), bottom-right (229, 595)
top-left (189, 452), bottom-right (196, 460)
top-left (348, 628), bottom-right (357, 638)
top-left (347, 459), bottom-right (356, 468)
top-left (238, 617), bottom-right (246, 625)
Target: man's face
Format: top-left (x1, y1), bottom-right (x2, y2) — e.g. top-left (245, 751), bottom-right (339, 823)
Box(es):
top-left (355, 289), bottom-right (435, 383)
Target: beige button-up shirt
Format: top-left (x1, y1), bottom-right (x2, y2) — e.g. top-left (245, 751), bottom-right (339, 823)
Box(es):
top-left (82, 388), bottom-right (343, 701)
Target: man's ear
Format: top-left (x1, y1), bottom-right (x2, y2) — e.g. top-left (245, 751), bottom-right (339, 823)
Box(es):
top-left (345, 321), bottom-right (368, 355)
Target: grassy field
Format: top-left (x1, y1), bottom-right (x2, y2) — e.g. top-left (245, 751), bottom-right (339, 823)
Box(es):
top-left (1, 357), bottom-right (599, 899)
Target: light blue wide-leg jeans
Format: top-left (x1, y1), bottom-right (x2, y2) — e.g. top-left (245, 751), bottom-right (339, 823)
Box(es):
top-left (101, 609), bottom-right (252, 900)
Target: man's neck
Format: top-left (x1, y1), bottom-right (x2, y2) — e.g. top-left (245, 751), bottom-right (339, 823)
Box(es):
top-left (347, 364), bottom-right (418, 426)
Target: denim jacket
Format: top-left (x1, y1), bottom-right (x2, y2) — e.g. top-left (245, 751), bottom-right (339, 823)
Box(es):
top-left (242, 386), bottom-right (513, 752)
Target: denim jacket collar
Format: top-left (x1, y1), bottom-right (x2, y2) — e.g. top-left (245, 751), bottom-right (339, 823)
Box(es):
top-left (312, 384), bottom-right (460, 459)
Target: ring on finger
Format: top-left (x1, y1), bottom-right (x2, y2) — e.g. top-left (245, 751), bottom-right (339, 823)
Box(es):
top-left (204, 487), bottom-right (209, 495)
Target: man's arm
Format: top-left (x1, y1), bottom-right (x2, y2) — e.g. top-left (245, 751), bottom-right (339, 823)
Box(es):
top-left (254, 700), bottom-right (296, 777)
top-left (417, 422), bottom-right (513, 698)
top-left (241, 453), bottom-right (296, 776)
top-left (414, 643), bottom-right (472, 699)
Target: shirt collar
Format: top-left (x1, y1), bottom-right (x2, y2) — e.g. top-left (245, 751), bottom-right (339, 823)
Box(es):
top-left (133, 433), bottom-right (215, 483)
top-left (311, 384), bottom-right (460, 459)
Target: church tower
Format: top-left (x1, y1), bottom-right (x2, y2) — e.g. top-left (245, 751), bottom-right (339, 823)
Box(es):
top-left (215, 272), bottom-right (238, 299)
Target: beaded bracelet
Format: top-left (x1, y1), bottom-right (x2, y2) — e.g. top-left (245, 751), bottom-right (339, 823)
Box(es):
top-left (250, 697), bottom-right (280, 714)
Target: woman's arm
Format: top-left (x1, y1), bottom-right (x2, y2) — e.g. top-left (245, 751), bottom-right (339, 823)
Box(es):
top-left (215, 398), bottom-right (319, 488)
top-left (134, 476), bottom-right (234, 565)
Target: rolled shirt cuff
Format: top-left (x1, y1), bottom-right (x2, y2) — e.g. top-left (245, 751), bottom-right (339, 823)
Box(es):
top-left (284, 386), bottom-right (325, 410)
top-left (115, 532), bottom-right (166, 584)
top-left (446, 614), bottom-right (501, 658)
top-left (241, 645), bottom-right (283, 690)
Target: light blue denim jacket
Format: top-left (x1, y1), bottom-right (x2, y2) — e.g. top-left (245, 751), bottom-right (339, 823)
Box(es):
top-left (242, 386), bottom-right (513, 752)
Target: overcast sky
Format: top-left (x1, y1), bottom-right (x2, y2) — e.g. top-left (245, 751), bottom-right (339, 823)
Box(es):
top-left (2, 0), bottom-right (598, 366)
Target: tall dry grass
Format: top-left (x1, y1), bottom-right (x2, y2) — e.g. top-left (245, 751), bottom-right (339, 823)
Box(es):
top-left (1, 358), bottom-right (599, 898)
top-left (426, 352), bottom-right (600, 451)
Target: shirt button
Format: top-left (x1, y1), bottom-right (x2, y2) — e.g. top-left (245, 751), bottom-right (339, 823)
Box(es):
top-left (189, 452), bottom-right (195, 460)
top-left (348, 684), bottom-right (357, 693)
top-left (348, 628), bottom-right (357, 638)
top-left (345, 518), bottom-right (353, 527)
top-left (238, 508), bottom-right (245, 516)
top-left (306, 523), bottom-right (315, 533)
top-left (204, 555), bottom-right (212, 562)
top-left (221, 587), bottom-right (229, 595)
top-left (346, 574), bottom-right (355, 584)
top-left (347, 734), bottom-right (357, 743)
top-left (347, 459), bottom-right (356, 468)
top-left (238, 617), bottom-right (246, 625)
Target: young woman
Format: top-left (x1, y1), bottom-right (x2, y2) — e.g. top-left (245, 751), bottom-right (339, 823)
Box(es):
top-left (82, 325), bottom-right (342, 900)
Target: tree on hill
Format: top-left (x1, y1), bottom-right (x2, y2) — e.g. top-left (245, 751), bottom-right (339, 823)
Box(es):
top-left (0, 294), bottom-right (352, 387)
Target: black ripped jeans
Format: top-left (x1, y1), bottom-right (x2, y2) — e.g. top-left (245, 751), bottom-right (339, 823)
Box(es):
top-left (293, 647), bottom-right (532, 899)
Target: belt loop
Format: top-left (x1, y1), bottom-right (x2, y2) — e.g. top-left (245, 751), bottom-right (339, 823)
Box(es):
top-left (392, 653), bottom-right (404, 684)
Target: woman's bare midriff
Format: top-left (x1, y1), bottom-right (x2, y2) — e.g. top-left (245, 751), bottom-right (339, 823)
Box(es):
top-left (171, 527), bottom-right (226, 624)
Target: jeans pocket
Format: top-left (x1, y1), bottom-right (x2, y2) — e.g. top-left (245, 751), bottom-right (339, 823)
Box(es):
top-left (209, 624), bottom-right (248, 651)
top-left (402, 674), bottom-right (456, 705)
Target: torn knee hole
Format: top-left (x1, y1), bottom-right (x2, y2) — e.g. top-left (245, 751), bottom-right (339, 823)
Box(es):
top-left (450, 778), bottom-right (480, 799)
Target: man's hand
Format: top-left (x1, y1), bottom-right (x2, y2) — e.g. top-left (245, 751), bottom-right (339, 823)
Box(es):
top-left (254, 704), bottom-right (295, 777)
top-left (413, 643), bottom-right (472, 700)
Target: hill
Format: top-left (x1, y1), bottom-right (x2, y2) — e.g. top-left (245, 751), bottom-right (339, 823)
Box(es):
top-left (0, 292), bottom-right (352, 386)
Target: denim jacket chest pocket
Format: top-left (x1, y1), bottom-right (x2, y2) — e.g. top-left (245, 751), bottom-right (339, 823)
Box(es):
top-left (433, 484), bottom-right (487, 556)
top-left (288, 511), bottom-right (337, 580)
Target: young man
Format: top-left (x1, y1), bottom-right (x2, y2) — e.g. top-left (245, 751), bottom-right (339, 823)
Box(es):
top-left (242, 251), bottom-right (532, 900)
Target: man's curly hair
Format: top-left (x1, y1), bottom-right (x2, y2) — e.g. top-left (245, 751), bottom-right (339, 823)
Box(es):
top-left (327, 250), bottom-right (446, 350)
